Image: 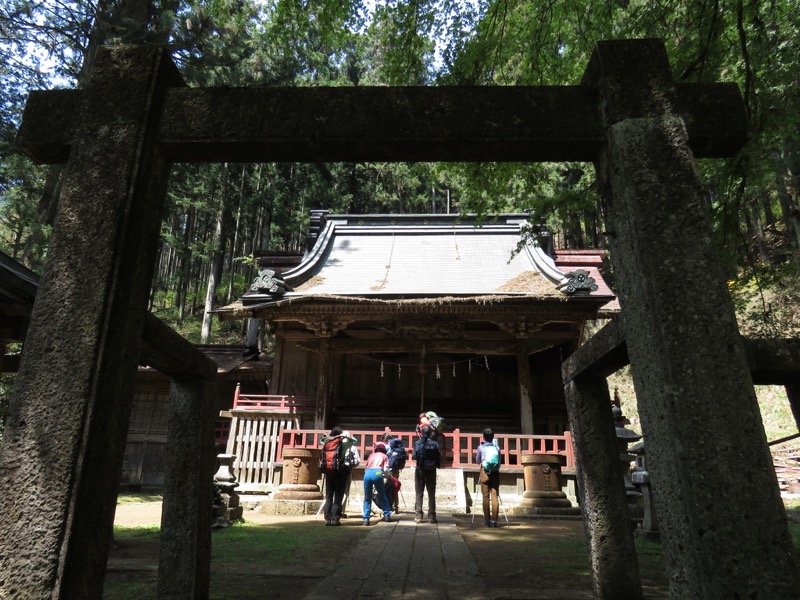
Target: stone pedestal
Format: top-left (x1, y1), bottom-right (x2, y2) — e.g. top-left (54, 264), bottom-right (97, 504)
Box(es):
top-left (517, 453), bottom-right (579, 515)
top-left (273, 448), bottom-right (324, 500)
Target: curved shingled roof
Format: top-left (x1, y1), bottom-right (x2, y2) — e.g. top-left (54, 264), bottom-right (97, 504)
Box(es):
top-left (232, 214), bottom-right (614, 312)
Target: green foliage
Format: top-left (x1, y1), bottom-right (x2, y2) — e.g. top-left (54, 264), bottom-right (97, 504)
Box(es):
top-left (729, 262), bottom-right (800, 339)
top-left (3, 0), bottom-right (800, 346)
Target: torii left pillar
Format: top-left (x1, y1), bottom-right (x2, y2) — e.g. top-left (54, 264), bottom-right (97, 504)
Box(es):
top-left (0, 47), bottom-right (181, 598)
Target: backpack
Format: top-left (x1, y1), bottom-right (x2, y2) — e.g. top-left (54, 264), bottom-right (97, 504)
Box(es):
top-left (344, 445), bottom-right (360, 469)
top-left (387, 439), bottom-right (407, 470)
top-left (319, 437), bottom-right (345, 473)
top-left (482, 442), bottom-right (501, 473)
top-left (426, 411), bottom-right (444, 432)
top-left (414, 438), bottom-right (440, 470)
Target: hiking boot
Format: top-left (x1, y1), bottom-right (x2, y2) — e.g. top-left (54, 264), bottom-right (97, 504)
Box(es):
top-left (490, 520), bottom-right (498, 528)
top-left (325, 519), bottom-right (332, 526)
top-left (331, 517), bottom-right (341, 527)
top-left (414, 516), bottom-right (423, 523)
top-left (428, 517), bottom-right (438, 524)
top-left (363, 518), bottom-right (370, 526)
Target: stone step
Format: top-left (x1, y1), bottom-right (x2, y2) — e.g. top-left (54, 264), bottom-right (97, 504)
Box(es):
top-left (342, 467), bottom-right (468, 513)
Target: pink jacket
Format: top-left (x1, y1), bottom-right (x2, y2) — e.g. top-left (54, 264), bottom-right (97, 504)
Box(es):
top-left (365, 451), bottom-right (389, 470)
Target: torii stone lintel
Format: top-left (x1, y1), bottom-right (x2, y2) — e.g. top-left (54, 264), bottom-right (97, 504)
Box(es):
top-left (17, 48), bottom-right (747, 165)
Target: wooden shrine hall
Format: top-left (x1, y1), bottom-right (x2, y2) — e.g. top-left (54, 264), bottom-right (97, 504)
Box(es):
top-left (216, 212), bottom-right (615, 436)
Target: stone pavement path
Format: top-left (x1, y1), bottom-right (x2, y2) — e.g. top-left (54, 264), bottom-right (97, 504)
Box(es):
top-left (304, 514), bottom-right (485, 600)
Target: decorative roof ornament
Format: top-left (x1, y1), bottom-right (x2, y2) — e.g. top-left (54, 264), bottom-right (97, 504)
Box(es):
top-left (558, 269), bottom-right (599, 295)
top-left (249, 269), bottom-right (287, 296)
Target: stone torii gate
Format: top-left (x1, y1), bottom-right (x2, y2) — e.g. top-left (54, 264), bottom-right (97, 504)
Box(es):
top-left (0, 39), bottom-right (797, 599)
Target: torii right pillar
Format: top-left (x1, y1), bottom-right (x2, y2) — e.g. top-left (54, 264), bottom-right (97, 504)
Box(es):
top-left (586, 40), bottom-right (799, 598)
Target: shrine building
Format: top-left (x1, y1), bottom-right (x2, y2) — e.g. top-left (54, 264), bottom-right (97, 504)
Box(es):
top-left (216, 212), bottom-right (615, 482)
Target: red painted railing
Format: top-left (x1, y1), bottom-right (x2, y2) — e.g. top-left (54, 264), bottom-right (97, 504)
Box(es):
top-left (232, 388), bottom-right (315, 413)
top-left (279, 427), bottom-right (574, 470)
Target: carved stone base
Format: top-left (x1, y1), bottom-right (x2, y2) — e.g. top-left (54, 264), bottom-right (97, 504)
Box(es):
top-left (515, 491), bottom-right (580, 516)
top-left (258, 498), bottom-right (324, 516)
top-left (273, 483), bottom-right (323, 501)
top-left (519, 490), bottom-right (575, 509)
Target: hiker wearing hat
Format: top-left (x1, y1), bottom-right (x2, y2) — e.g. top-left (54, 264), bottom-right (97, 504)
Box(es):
top-left (362, 441), bottom-right (392, 526)
top-left (476, 427), bottom-right (501, 527)
top-left (412, 426), bottom-right (441, 524)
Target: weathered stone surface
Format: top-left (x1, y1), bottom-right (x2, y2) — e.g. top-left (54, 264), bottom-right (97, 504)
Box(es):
top-left (158, 376), bottom-right (216, 599)
top-left (588, 39), bottom-right (799, 599)
top-left (0, 46), bottom-right (183, 599)
top-left (564, 375), bottom-right (643, 600)
top-left (258, 498), bottom-right (324, 516)
top-left (17, 83), bottom-right (747, 166)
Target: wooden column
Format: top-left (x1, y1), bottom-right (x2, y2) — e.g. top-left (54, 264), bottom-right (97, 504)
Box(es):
top-left (158, 375), bottom-right (216, 599)
top-left (271, 328), bottom-right (285, 393)
top-left (563, 374), bottom-right (643, 600)
top-left (314, 337), bottom-right (333, 429)
top-left (0, 47), bottom-right (181, 599)
top-left (587, 39), bottom-right (799, 597)
top-left (517, 344), bottom-right (534, 434)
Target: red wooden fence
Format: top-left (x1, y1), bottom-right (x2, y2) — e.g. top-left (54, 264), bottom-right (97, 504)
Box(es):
top-left (278, 427), bottom-right (574, 470)
top-left (232, 389), bottom-right (316, 413)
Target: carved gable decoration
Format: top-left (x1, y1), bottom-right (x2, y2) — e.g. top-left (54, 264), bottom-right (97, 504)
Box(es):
top-left (377, 319), bottom-right (465, 340)
top-left (249, 269), bottom-right (288, 296)
top-left (558, 269), bottom-right (599, 295)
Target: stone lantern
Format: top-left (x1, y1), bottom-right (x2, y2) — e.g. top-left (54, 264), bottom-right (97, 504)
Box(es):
top-left (213, 453), bottom-right (243, 524)
top-left (630, 441), bottom-right (659, 538)
top-left (613, 401), bottom-right (643, 516)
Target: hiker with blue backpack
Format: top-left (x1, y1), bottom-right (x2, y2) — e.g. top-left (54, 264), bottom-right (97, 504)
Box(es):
top-left (413, 426), bottom-right (441, 524)
top-left (319, 426), bottom-right (357, 527)
top-left (476, 427), bottom-right (501, 527)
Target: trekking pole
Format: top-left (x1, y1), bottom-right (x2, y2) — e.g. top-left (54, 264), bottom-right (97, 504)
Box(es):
top-left (316, 477), bottom-right (326, 517)
top-left (498, 493), bottom-right (510, 526)
top-left (342, 474), bottom-right (351, 518)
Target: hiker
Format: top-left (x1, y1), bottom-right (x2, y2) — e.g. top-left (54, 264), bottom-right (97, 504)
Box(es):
top-left (417, 411), bottom-right (444, 440)
top-left (416, 413), bottom-right (432, 438)
top-left (341, 442), bottom-right (361, 518)
top-left (362, 441), bottom-right (392, 526)
top-left (413, 425), bottom-right (440, 524)
top-left (319, 426), bottom-right (357, 526)
top-left (476, 427), bottom-right (501, 527)
top-left (383, 433), bottom-right (407, 513)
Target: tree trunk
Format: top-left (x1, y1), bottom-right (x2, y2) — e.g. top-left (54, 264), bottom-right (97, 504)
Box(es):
top-left (201, 163), bottom-right (232, 343)
top-left (177, 207), bottom-right (196, 322)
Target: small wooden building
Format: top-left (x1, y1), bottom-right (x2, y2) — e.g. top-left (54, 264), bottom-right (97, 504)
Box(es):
top-left (218, 213), bottom-right (615, 437)
top-left (122, 346), bottom-right (272, 489)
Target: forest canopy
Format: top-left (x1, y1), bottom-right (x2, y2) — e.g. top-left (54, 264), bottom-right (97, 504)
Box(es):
top-left (1, 0), bottom-right (799, 342)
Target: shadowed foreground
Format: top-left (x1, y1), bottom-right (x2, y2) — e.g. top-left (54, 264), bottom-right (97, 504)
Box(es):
top-left (107, 503), bottom-right (676, 599)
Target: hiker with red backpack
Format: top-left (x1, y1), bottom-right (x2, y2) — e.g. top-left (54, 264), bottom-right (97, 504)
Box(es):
top-left (362, 442), bottom-right (393, 526)
top-left (319, 426), bottom-right (357, 526)
top-left (476, 427), bottom-right (501, 527)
